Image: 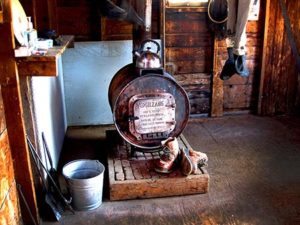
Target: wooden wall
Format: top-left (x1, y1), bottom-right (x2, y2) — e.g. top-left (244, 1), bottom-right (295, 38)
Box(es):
top-left (24, 0), bottom-right (160, 41)
top-left (1, 1), bottom-right (39, 223)
top-left (0, 90), bottom-right (20, 225)
top-left (163, 3), bottom-right (265, 115)
top-left (259, 0), bottom-right (300, 115)
top-left (20, 0), bottom-right (300, 117)
top-left (164, 7), bottom-right (213, 115)
top-left (221, 17), bottom-right (264, 114)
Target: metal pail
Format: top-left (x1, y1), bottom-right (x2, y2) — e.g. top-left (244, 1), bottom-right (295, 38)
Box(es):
top-left (62, 160), bottom-right (105, 211)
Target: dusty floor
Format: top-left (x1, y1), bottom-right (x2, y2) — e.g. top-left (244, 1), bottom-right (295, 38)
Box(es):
top-left (41, 115), bottom-right (300, 225)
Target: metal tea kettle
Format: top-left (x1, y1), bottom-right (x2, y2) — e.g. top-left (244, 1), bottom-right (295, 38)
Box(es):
top-left (134, 39), bottom-right (162, 69)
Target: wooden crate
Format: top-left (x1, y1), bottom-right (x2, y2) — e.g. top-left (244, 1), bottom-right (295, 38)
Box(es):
top-left (107, 130), bottom-right (209, 201)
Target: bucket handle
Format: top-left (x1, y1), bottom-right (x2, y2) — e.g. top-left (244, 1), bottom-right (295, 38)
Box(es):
top-left (95, 160), bottom-right (104, 171)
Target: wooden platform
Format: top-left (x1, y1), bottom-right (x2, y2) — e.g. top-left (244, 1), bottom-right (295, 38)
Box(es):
top-left (107, 130), bottom-right (209, 201)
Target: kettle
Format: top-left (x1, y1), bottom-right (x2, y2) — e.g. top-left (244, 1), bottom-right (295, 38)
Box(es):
top-left (134, 39), bottom-right (162, 69)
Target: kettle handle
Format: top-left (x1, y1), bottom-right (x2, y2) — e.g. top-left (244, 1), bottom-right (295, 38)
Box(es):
top-left (141, 39), bottom-right (160, 53)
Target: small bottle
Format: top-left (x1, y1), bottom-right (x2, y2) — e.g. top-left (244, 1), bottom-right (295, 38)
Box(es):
top-left (23, 17), bottom-right (37, 50)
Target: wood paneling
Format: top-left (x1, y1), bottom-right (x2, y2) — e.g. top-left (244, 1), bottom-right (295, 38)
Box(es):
top-left (163, 1), bottom-right (265, 116)
top-left (55, 5), bottom-right (101, 41)
top-left (166, 34), bottom-right (212, 47)
top-left (167, 60), bottom-right (210, 74)
top-left (0, 1), bottom-right (38, 223)
top-left (220, 3), bottom-right (265, 113)
top-left (101, 18), bottom-right (133, 41)
top-left (20, 0), bottom-right (300, 116)
top-left (31, 0), bottom-right (161, 41)
top-left (164, 4), bottom-right (213, 115)
top-left (174, 73), bottom-right (211, 114)
top-left (0, 91), bottom-right (20, 225)
top-left (260, 0), bottom-right (300, 115)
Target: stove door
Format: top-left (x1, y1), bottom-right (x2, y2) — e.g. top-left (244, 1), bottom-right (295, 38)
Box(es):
top-left (128, 93), bottom-right (176, 140)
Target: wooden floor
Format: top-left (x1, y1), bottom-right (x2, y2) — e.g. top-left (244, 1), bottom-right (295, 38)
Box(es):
top-left (42, 115), bottom-right (300, 225)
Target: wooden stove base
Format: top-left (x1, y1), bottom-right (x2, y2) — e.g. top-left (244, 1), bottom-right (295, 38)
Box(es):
top-left (107, 130), bottom-right (209, 201)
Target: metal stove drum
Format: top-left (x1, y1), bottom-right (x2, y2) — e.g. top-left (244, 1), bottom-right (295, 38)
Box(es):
top-left (108, 40), bottom-right (190, 151)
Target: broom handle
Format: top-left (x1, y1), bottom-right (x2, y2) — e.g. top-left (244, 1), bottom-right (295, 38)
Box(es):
top-left (27, 137), bottom-right (48, 191)
top-left (26, 136), bottom-right (72, 205)
top-left (41, 132), bottom-right (54, 169)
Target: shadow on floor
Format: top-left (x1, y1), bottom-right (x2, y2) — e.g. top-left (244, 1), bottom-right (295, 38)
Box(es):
top-left (42, 115), bottom-right (300, 225)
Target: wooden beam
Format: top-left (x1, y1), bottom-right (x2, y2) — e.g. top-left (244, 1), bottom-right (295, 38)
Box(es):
top-left (211, 37), bottom-right (223, 117)
top-left (0, 0), bottom-right (3, 23)
top-left (47, 0), bottom-right (58, 31)
top-left (257, 0), bottom-right (270, 115)
top-left (17, 58), bottom-right (58, 76)
top-left (0, 0), bottom-right (39, 223)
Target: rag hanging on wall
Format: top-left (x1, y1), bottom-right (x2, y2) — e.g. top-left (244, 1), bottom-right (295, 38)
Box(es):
top-left (219, 0), bottom-right (255, 80)
top-left (207, 0), bottom-right (228, 40)
top-left (99, 0), bottom-right (144, 26)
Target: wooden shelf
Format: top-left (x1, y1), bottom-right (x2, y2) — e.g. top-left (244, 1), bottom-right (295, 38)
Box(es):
top-left (15, 35), bottom-right (74, 76)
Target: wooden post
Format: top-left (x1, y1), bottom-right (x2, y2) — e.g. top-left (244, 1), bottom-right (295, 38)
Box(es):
top-left (0, 0), bottom-right (39, 224)
top-left (160, 0), bottom-right (166, 68)
top-left (257, 0), bottom-right (270, 115)
top-left (211, 37), bottom-right (224, 117)
top-left (47, 0), bottom-right (58, 31)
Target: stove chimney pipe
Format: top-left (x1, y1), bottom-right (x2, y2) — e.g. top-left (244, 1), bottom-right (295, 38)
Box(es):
top-left (132, 0), bottom-right (152, 52)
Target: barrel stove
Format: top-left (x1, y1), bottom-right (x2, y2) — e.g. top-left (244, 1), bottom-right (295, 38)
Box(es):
top-left (108, 40), bottom-right (190, 150)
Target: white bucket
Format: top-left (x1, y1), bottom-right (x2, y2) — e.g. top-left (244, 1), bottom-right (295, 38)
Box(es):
top-left (62, 159), bottom-right (105, 211)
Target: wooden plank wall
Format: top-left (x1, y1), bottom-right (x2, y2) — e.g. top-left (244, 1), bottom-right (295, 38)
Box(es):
top-left (164, 8), bottom-right (213, 115)
top-left (102, 0), bottom-right (160, 41)
top-left (221, 12), bottom-right (265, 113)
top-left (0, 90), bottom-right (20, 225)
top-left (163, 2), bottom-right (265, 116)
top-left (19, 0), bottom-right (300, 116)
top-left (21, 0), bottom-right (268, 116)
top-left (0, 1), bottom-right (39, 223)
top-left (259, 0), bottom-right (300, 115)
top-left (24, 0), bottom-right (160, 41)
top-left (55, 0), bottom-right (102, 41)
